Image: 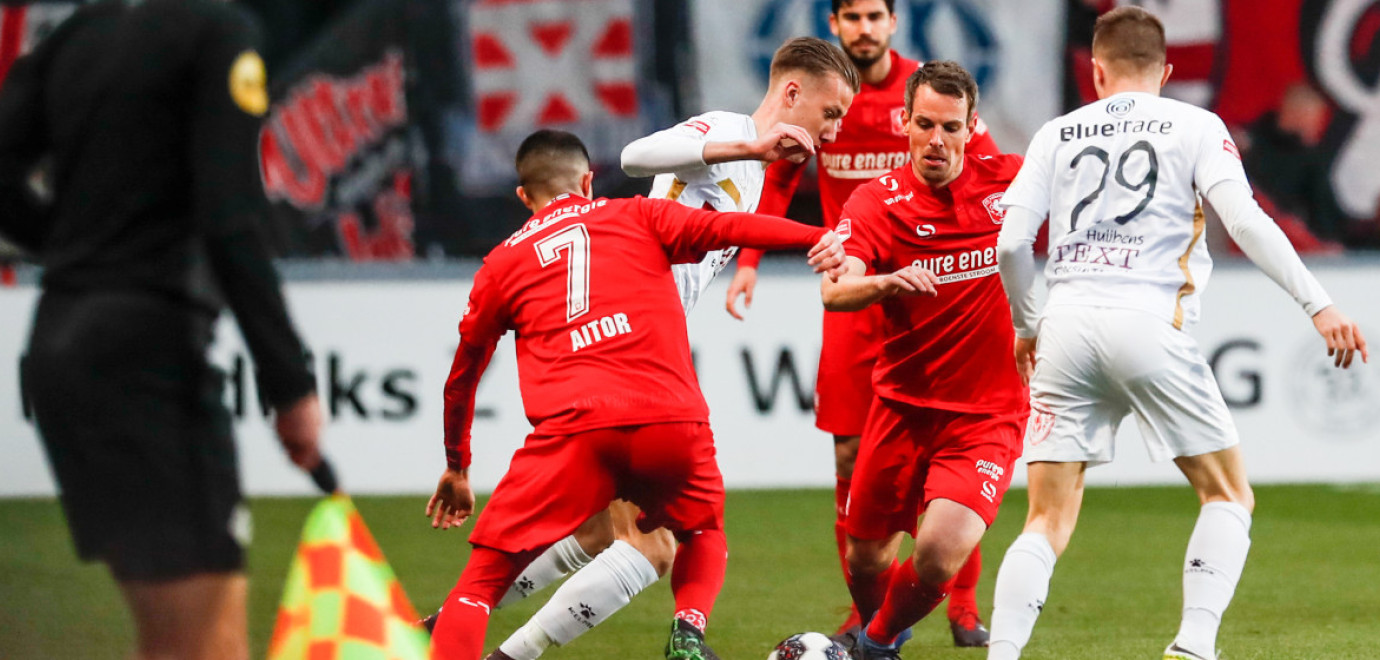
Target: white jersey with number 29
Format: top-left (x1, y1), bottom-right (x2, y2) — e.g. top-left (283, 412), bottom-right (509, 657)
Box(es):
top-left (1002, 92), bottom-right (1249, 329)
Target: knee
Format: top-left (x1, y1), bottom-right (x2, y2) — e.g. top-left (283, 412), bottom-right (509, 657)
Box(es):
top-left (834, 436), bottom-right (859, 478)
top-left (625, 528), bottom-right (676, 577)
top-left (1024, 514), bottom-right (1076, 557)
top-left (1202, 485), bottom-right (1254, 514)
top-left (845, 538), bottom-right (892, 577)
top-left (574, 518), bottom-right (616, 556)
top-left (911, 545), bottom-right (968, 587)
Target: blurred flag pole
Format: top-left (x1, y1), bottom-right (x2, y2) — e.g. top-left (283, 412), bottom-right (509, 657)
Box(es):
top-left (268, 457), bottom-right (431, 659)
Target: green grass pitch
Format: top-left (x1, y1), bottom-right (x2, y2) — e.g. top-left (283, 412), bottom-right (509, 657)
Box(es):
top-left (3, 484), bottom-right (1379, 659)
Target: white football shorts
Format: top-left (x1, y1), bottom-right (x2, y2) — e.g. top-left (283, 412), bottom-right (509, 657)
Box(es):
top-left (1023, 305), bottom-right (1240, 465)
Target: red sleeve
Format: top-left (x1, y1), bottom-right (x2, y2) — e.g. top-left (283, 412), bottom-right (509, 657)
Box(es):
top-left (442, 263), bottom-right (506, 471)
top-left (640, 197), bottom-right (826, 263)
top-left (839, 190), bottom-right (883, 274)
top-left (738, 157), bottom-right (808, 268)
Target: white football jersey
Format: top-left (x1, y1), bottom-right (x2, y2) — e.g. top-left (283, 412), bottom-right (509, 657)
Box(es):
top-left (643, 111), bottom-right (766, 313)
top-left (1003, 92), bottom-right (1249, 328)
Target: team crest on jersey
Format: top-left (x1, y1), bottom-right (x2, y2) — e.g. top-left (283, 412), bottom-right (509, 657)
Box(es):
top-left (982, 192), bottom-right (1007, 224)
top-left (1223, 139), bottom-right (1241, 160)
top-left (1106, 97), bottom-right (1135, 118)
top-left (836, 218), bottom-right (852, 241)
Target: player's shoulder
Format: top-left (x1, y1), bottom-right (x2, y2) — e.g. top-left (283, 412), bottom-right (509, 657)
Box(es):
top-left (677, 110), bottom-right (752, 138)
top-left (967, 151), bottom-right (1023, 181)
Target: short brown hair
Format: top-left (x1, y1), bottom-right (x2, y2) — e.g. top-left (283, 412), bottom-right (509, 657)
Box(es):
top-left (769, 36), bottom-right (861, 94)
top-left (1092, 6), bottom-right (1167, 76)
top-left (904, 60), bottom-right (979, 120)
top-left (515, 129), bottom-right (590, 195)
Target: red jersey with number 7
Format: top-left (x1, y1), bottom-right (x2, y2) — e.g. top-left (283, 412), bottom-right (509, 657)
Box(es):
top-left (839, 154), bottom-right (1027, 414)
top-left (442, 194), bottom-right (829, 469)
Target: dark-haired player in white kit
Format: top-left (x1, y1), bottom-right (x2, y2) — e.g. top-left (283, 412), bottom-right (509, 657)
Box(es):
top-left (989, 7), bottom-right (1368, 660)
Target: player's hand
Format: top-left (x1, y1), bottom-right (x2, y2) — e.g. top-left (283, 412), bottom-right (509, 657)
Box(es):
top-left (1014, 335), bottom-right (1038, 385)
top-left (808, 231), bottom-right (848, 281)
top-left (273, 393), bottom-right (323, 471)
top-left (880, 265), bottom-right (939, 297)
top-left (726, 265), bottom-right (758, 320)
top-left (1312, 305), bottom-right (1369, 368)
top-left (753, 122), bottom-right (816, 164)
top-left (427, 468), bottom-right (475, 530)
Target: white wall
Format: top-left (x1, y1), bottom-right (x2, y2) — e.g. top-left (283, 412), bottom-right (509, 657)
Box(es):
top-left (2, 262), bottom-right (1378, 497)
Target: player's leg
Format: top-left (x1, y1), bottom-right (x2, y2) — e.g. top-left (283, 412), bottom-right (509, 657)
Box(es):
top-left (842, 398), bottom-right (921, 625)
top-left (434, 545), bottom-right (547, 660)
top-left (624, 421), bottom-right (728, 660)
top-left (495, 502), bottom-right (665, 660)
top-left (424, 510), bottom-right (614, 636)
top-left (435, 429), bottom-right (618, 659)
top-left (1115, 311), bottom-right (1250, 660)
top-left (863, 498), bottom-right (986, 649)
top-left (862, 410), bottom-right (1021, 654)
top-left (1166, 448), bottom-right (1253, 660)
top-left (816, 307), bottom-right (880, 635)
top-left (119, 574), bottom-right (248, 660)
top-left (988, 307), bottom-right (1120, 659)
top-left (947, 544), bottom-right (988, 646)
top-left (831, 434), bottom-right (864, 635)
top-left (500, 511), bottom-right (613, 608)
top-left (988, 460), bottom-right (1086, 660)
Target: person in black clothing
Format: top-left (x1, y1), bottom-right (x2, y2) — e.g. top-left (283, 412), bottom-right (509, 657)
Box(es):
top-left (1241, 82), bottom-right (1348, 243)
top-left (0, 1), bottom-right (322, 658)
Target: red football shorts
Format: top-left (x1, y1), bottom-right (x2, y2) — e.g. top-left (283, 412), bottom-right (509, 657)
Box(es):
top-left (846, 398), bottom-right (1024, 538)
top-left (815, 306), bottom-right (884, 437)
top-left (469, 422), bottom-right (725, 553)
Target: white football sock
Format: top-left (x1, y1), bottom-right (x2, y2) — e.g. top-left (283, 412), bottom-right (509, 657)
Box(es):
top-left (498, 535), bottom-right (595, 609)
top-left (1174, 501), bottom-right (1251, 658)
top-left (988, 533), bottom-right (1058, 660)
top-left (498, 541), bottom-right (659, 659)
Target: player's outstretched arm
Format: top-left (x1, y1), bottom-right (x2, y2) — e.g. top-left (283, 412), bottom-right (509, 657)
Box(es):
top-left (427, 468), bottom-right (474, 530)
top-left (821, 259), bottom-right (938, 311)
top-left (1203, 180), bottom-right (1366, 367)
top-left (1311, 306), bottom-right (1369, 368)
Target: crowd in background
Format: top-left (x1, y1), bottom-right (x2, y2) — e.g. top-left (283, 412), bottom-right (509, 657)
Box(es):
top-left (1, 0), bottom-right (1377, 263)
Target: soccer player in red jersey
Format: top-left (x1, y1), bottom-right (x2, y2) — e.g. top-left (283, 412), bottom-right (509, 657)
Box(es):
top-left (728, 0), bottom-right (999, 646)
top-left (818, 61), bottom-right (1028, 660)
top-left (425, 130), bottom-right (847, 660)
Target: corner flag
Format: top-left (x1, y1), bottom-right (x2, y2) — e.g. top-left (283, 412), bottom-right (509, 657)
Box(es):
top-left (268, 494), bottom-right (430, 660)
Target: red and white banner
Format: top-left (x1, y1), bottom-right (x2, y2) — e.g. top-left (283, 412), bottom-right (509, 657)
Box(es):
top-left (461, 0), bottom-right (650, 190)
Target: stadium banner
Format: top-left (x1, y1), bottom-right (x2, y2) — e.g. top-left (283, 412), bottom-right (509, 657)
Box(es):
top-left (257, 0), bottom-right (462, 260)
top-left (686, 0), bottom-right (1065, 153)
top-left (456, 0), bottom-right (655, 193)
top-left (3, 263), bottom-right (1379, 497)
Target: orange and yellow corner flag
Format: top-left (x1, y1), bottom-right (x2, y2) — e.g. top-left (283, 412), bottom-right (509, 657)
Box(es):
top-left (268, 494), bottom-right (430, 660)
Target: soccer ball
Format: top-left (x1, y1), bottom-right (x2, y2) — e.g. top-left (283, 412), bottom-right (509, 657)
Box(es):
top-left (767, 632), bottom-right (849, 660)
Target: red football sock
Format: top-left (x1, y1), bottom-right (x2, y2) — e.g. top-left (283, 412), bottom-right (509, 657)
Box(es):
top-left (834, 475), bottom-right (862, 634)
top-left (866, 559), bottom-right (951, 645)
top-left (847, 557), bottom-right (899, 624)
top-left (671, 529), bottom-right (728, 632)
top-left (834, 475), bottom-right (851, 576)
top-left (431, 546), bottom-right (540, 660)
top-left (947, 544), bottom-right (982, 620)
